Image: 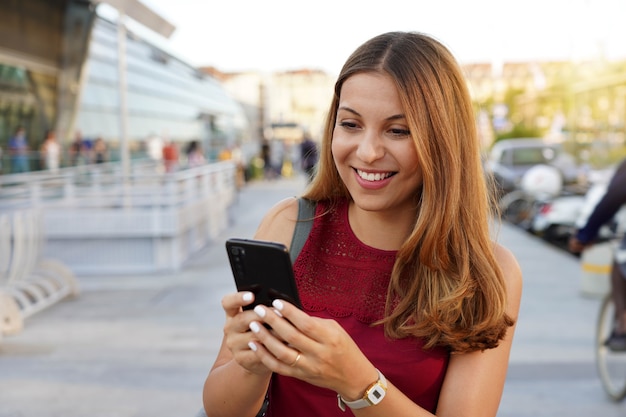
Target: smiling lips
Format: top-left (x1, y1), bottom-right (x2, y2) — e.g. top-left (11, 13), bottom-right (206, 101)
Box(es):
top-left (355, 169), bottom-right (396, 182)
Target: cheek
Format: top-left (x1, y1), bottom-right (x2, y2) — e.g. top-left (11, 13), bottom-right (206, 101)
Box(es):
top-left (409, 163), bottom-right (424, 190)
top-left (331, 135), bottom-right (355, 184)
top-left (398, 146), bottom-right (423, 182)
top-left (330, 133), bottom-right (347, 164)
top-left (404, 155), bottom-right (421, 175)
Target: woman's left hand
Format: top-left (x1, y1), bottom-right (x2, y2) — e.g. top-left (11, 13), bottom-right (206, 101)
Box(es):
top-left (246, 299), bottom-right (377, 396)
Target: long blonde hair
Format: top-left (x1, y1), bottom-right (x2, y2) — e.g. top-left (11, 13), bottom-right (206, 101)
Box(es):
top-left (303, 32), bottom-right (513, 353)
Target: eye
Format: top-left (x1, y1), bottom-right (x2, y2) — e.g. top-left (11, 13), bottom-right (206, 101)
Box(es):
top-left (389, 128), bottom-right (411, 138)
top-left (338, 121), bottom-right (359, 130)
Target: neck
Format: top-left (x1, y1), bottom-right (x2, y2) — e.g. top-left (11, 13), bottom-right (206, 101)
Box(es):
top-left (348, 202), bottom-right (416, 251)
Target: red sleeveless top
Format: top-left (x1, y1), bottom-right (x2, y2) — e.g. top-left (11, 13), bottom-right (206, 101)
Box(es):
top-left (266, 198), bottom-right (449, 416)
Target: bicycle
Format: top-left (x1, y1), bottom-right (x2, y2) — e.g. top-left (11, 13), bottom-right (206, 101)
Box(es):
top-left (584, 240), bottom-right (626, 401)
top-left (595, 292), bottom-right (626, 401)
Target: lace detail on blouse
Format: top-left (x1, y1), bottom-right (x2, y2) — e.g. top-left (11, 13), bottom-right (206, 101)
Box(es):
top-left (293, 198), bottom-right (397, 324)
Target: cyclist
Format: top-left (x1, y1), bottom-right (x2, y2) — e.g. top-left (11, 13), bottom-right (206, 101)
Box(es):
top-left (569, 158), bottom-right (626, 351)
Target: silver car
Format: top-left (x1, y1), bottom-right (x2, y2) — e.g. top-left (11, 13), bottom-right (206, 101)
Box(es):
top-left (485, 138), bottom-right (579, 195)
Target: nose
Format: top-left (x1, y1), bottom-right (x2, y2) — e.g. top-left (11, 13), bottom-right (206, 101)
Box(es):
top-left (355, 131), bottom-right (384, 163)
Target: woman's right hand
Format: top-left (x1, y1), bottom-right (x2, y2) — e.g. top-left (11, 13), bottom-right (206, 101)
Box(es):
top-left (203, 292), bottom-right (273, 417)
top-left (221, 291), bottom-right (273, 376)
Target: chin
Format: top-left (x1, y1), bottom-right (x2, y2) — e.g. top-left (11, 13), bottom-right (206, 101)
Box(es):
top-left (350, 193), bottom-right (390, 211)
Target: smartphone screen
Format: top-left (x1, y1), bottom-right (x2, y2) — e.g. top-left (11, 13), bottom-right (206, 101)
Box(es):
top-left (226, 238), bottom-right (302, 309)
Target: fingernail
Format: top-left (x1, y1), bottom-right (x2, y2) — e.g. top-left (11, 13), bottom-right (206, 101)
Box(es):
top-left (253, 305), bottom-right (266, 318)
top-left (248, 341), bottom-right (257, 351)
top-left (249, 321), bottom-right (261, 333)
top-left (242, 292), bottom-right (253, 302)
top-left (272, 299), bottom-right (284, 311)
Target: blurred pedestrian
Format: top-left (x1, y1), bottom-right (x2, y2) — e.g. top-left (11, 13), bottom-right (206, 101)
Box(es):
top-left (261, 140), bottom-right (273, 179)
top-left (8, 126), bottom-right (29, 173)
top-left (146, 134), bottom-right (163, 162)
top-left (93, 137), bottom-right (107, 164)
top-left (230, 143), bottom-right (246, 188)
top-left (186, 140), bottom-right (206, 168)
top-left (300, 134), bottom-right (318, 183)
top-left (218, 146), bottom-right (232, 162)
top-left (569, 158), bottom-right (626, 351)
top-left (39, 129), bottom-right (61, 172)
top-left (162, 140), bottom-right (179, 173)
top-left (69, 131), bottom-right (88, 166)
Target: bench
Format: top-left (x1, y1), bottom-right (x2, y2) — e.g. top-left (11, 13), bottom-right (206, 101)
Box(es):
top-left (0, 209), bottom-right (79, 341)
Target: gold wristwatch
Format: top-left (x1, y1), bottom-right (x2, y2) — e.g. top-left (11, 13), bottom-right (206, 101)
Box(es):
top-left (337, 369), bottom-right (387, 411)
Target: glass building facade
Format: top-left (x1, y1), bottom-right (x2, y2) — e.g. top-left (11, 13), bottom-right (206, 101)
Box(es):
top-left (0, 64), bottom-right (59, 172)
top-left (0, 1), bottom-right (248, 170)
top-left (76, 15), bottom-right (248, 160)
top-left (0, 65), bottom-right (36, 147)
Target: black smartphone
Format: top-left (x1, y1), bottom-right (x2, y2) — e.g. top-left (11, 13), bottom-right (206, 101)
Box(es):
top-left (225, 238), bottom-right (302, 310)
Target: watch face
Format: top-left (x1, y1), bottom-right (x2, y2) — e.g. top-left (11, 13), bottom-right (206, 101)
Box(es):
top-left (366, 385), bottom-right (386, 404)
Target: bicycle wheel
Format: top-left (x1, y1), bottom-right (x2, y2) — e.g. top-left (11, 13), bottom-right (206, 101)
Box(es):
top-left (595, 294), bottom-right (626, 401)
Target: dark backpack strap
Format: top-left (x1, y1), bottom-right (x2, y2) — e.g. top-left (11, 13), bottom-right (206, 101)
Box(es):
top-left (290, 197), bottom-right (316, 263)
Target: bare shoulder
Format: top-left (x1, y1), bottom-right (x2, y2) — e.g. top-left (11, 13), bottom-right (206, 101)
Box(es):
top-left (253, 197), bottom-right (300, 247)
top-left (493, 244), bottom-right (521, 276)
top-left (493, 243), bottom-right (523, 315)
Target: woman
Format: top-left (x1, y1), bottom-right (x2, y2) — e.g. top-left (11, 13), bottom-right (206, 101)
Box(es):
top-left (39, 129), bottom-right (61, 172)
top-left (203, 31), bottom-right (522, 417)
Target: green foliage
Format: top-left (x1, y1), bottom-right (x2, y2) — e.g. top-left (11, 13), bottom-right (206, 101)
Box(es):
top-left (586, 146), bottom-right (626, 169)
top-left (495, 124), bottom-right (543, 142)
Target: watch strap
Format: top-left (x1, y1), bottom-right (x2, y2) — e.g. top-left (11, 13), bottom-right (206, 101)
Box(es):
top-left (337, 369), bottom-right (387, 412)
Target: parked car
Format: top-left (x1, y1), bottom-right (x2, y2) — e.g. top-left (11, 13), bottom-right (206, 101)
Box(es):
top-left (484, 138), bottom-right (579, 196)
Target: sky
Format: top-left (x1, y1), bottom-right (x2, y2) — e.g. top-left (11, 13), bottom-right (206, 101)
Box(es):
top-left (132, 0), bottom-right (626, 75)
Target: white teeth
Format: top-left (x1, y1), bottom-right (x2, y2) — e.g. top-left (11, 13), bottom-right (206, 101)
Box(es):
top-left (356, 170), bottom-right (392, 181)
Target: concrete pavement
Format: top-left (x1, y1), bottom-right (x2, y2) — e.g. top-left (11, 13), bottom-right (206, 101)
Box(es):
top-left (0, 175), bottom-right (624, 416)
top-left (497, 222), bottom-right (624, 416)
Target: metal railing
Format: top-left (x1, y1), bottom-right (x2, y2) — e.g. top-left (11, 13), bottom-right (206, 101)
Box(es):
top-left (0, 159), bottom-right (239, 275)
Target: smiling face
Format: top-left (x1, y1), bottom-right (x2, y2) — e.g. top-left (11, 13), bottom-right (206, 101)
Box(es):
top-left (331, 72), bottom-right (423, 214)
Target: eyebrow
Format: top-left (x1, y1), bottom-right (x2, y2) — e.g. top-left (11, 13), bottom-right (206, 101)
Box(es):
top-left (337, 106), bottom-right (406, 121)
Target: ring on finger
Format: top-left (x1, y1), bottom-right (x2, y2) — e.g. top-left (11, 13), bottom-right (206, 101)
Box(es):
top-left (289, 352), bottom-right (302, 367)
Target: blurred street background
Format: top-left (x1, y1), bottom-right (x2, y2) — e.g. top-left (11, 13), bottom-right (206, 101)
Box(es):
top-left (1, 1), bottom-right (626, 416)
top-left (0, 174), bottom-right (625, 417)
